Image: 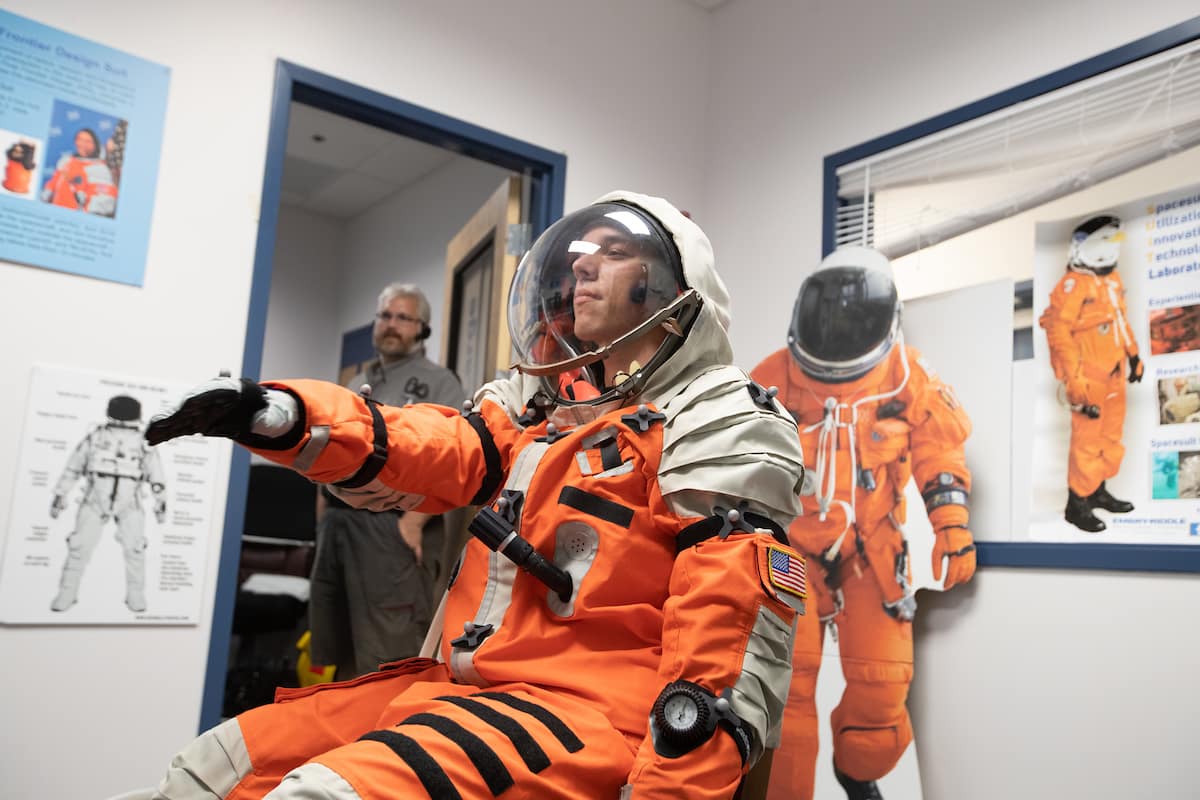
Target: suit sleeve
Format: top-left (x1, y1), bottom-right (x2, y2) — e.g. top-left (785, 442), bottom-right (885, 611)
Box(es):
top-left (54, 429), bottom-right (93, 496)
top-left (1039, 275), bottom-right (1088, 382)
top-left (627, 370), bottom-right (810, 799)
top-left (243, 378), bottom-right (520, 513)
top-left (142, 441), bottom-right (168, 491)
top-left (1113, 272), bottom-right (1140, 358)
top-left (905, 348), bottom-right (972, 529)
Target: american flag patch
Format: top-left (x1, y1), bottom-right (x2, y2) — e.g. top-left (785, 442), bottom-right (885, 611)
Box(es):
top-left (768, 546), bottom-right (807, 598)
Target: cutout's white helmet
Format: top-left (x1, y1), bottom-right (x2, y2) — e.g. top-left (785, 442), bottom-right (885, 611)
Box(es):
top-left (1068, 214), bottom-right (1124, 275)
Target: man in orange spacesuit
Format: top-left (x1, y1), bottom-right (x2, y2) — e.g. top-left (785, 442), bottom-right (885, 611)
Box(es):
top-left (1039, 214), bottom-right (1143, 533)
top-left (145, 192), bottom-right (813, 800)
top-left (750, 246), bottom-right (974, 800)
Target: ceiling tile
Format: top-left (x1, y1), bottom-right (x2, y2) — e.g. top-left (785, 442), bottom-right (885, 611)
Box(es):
top-left (355, 137), bottom-right (456, 185)
top-left (280, 154), bottom-right (344, 198)
top-left (286, 103), bottom-right (395, 169)
top-left (305, 171), bottom-right (398, 219)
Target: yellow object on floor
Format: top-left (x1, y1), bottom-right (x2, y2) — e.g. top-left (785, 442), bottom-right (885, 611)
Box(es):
top-left (295, 630), bottom-right (336, 687)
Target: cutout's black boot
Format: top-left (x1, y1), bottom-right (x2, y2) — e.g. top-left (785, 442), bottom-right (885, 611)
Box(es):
top-left (834, 760), bottom-right (884, 800)
top-left (1089, 481), bottom-right (1134, 513)
top-left (1065, 489), bottom-right (1106, 532)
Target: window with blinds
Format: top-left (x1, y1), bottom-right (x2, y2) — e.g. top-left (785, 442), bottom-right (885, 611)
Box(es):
top-left (834, 38), bottom-right (1200, 258)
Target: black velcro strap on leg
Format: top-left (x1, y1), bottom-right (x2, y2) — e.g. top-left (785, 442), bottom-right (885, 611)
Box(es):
top-left (435, 695), bottom-right (550, 773)
top-left (359, 729), bottom-right (462, 799)
top-left (333, 400), bottom-right (388, 490)
top-left (676, 512), bottom-right (788, 552)
top-left (466, 413), bottom-right (503, 506)
top-left (557, 486), bottom-right (634, 528)
top-left (475, 692), bottom-right (585, 753)
top-left (401, 713), bottom-right (513, 796)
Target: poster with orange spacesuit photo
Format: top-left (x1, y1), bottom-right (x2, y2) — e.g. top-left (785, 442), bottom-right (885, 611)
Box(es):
top-left (1028, 184), bottom-right (1200, 543)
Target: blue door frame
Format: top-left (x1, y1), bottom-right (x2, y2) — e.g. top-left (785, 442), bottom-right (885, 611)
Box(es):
top-left (199, 60), bottom-right (566, 731)
top-left (821, 18), bottom-right (1200, 573)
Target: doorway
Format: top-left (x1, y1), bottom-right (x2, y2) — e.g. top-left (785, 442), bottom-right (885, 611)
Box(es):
top-left (201, 60), bottom-right (565, 730)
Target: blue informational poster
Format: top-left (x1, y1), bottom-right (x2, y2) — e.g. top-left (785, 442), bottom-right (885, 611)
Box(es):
top-left (0, 10), bottom-right (169, 286)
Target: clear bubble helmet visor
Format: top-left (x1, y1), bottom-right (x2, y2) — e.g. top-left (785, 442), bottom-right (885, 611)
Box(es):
top-left (788, 265), bottom-right (901, 383)
top-left (508, 202), bottom-right (690, 398)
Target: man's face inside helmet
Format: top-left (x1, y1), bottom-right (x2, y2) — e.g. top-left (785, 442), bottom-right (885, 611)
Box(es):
top-left (508, 202), bottom-right (689, 402)
top-left (570, 223), bottom-right (656, 347)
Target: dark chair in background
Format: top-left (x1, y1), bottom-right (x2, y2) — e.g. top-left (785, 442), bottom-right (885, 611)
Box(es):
top-left (224, 463), bottom-right (318, 716)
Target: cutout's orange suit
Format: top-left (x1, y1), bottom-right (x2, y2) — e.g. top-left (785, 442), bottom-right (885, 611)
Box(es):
top-left (752, 343), bottom-right (972, 799)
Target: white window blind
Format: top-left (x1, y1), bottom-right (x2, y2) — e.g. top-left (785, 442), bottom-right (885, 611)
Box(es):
top-left (835, 38), bottom-right (1200, 257)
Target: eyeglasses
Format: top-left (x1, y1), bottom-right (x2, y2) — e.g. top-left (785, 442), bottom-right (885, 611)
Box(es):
top-left (376, 311), bottom-right (423, 325)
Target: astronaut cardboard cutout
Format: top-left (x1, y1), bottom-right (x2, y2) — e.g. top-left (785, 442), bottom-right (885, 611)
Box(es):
top-left (0, 366), bottom-right (222, 625)
top-left (751, 246), bottom-right (975, 800)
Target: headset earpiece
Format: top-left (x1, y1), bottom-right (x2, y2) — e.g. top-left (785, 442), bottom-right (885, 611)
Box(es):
top-left (418, 320), bottom-right (431, 341)
top-left (630, 264), bottom-right (649, 304)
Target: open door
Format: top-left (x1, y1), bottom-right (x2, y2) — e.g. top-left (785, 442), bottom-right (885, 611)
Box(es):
top-left (430, 176), bottom-right (528, 608)
top-left (442, 176), bottom-right (527, 394)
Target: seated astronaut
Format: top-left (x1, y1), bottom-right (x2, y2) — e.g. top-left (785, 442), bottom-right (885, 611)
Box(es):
top-left (145, 191), bottom-right (814, 799)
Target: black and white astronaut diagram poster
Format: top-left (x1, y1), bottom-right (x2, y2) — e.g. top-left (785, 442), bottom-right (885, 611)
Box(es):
top-left (0, 365), bottom-right (222, 624)
top-left (1028, 183), bottom-right (1200, 543)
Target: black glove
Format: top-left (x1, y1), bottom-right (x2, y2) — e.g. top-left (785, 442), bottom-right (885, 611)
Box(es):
top-left (1128, 354), bottom-right (1144, 384)
top-left (146, 377), bottom-right (270, 445)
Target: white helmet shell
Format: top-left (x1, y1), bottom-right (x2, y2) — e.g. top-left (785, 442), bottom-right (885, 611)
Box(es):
top-left (1068, 214), bottom-right (1123, 274)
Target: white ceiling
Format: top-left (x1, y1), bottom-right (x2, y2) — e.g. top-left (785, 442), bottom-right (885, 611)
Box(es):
top-left (281, 102), bottom-right (459, 219)
top-left (282, 0), bottom-right (728, 219)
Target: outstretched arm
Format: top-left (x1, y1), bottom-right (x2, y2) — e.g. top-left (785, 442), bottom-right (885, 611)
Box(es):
top-left (146, 376), bottom-right (519, 513)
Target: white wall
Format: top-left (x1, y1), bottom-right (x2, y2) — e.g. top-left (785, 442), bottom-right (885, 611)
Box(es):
top-left (705, 2), bottom-right (1200, 799)
top-left (261, 205), bottom-right (345, 381)
top-left (0, 2), bottom-right (712, 798)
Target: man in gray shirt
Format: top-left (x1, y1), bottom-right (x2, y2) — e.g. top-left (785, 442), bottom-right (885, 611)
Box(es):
top-left (310, 282), bottom-right (466, 678)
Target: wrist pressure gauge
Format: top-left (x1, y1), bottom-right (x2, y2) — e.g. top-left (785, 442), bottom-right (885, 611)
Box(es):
top-left (650, 680), bottom-right (754, 763)
top-left (652, 680), bottom-right (716, 753)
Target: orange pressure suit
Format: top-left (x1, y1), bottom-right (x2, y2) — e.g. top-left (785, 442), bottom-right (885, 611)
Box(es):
top-left (4, 141), bottom-right (36, 194)
top-left (150, 191), bottom-right (814, 800)
top-left (1040, 269), bottom-right (1140, 497)
top-left (751, 342), bottom-right (972, 800)
top-left (41, 152), bottom-right (118, 215)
